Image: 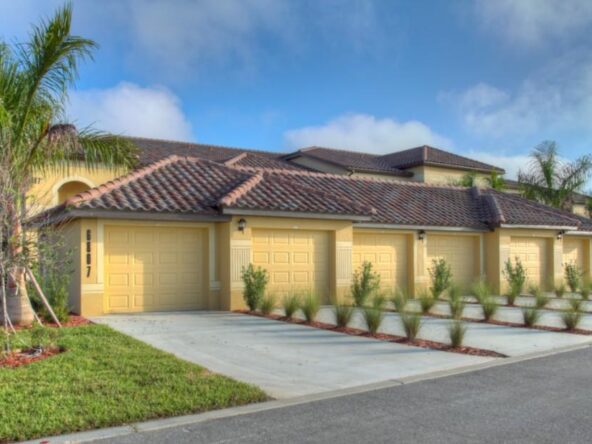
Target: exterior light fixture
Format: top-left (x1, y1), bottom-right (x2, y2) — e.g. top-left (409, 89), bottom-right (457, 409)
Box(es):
top-left (238, 218), bottom-right (247, 232)
top-left (418, 230), bottom-right (426, 241)
top-left (557, 230), bottom-right (566, 240)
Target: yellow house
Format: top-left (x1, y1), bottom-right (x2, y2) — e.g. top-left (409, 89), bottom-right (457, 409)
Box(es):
top-left (30, 138), bottom-right (592, 317)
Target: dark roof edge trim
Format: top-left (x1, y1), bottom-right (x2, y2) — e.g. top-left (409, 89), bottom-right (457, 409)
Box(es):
top-left (221, 208), bottom-right (371, 222)
top-left (354, 223), bottom-right (488, 232)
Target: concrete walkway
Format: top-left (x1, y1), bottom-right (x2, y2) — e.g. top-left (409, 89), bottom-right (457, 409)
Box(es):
top-left (307, 307), bottom-right (592, 357)
top-left (93, 311), bottom-right (491, 399)
top-left (407, 300), bottom-right (592, 330)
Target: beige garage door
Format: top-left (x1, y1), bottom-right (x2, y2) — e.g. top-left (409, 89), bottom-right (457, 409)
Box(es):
top-left (509, 237), bottom-right (548, 288)
top-left (353, 232), bottom-right (408, 292)
top-left (252, 229), bottom-right (330, 302)
top-left (563, 237), bottom-right (585, 269)
top-left (427, 235), bottom-right (478, 290)
top-left (104, 225), bottom-right (205, 313)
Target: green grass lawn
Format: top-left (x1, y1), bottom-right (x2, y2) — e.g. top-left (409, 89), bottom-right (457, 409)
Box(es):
top-left (0, 324), bottom-right (268, 442)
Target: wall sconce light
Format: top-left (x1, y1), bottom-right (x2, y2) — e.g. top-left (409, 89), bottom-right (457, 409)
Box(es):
top-left (418, 230), bottom-right (426, 241)
top-left (238, 218), bottom-right (247, 232)
top-left (557, 230), bottom-right (566, 240)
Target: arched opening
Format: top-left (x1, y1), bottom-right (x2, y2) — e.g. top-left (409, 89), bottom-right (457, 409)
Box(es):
top-left (57, 181), bottom-right (91, 203)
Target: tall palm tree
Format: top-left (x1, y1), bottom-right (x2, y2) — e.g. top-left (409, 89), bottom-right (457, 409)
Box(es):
top-left (518, 141), bottom-right (592, 211)
top-left (0, 4), bottom-right (137, 324)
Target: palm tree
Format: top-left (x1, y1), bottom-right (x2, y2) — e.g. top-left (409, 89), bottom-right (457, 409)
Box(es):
top-left (518, 141), bottom-right (592, 211)
top-left (0, 4), bottom-right (137, 324)
top-left (485, 171), bottom-right (505, 191)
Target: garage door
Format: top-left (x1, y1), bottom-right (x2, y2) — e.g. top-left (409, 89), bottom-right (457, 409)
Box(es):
top-left (509, 237), bottom-right (548, 288)
top-left (563, 237), bottom-right (585, 270)
top-left (104, 226), bottom-right (205, 313)
top-left (353, 232), bottom-right (408, 292)
top-left (252, 229), bottom-right (330, 302)
top-left (427, 235), bottom-right (478, 290)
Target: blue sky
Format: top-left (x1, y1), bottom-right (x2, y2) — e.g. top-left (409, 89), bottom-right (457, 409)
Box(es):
top-left (2, 0), bottom-right (592, 179)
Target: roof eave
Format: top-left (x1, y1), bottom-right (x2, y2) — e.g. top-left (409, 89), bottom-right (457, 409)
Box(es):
top-left (499, 224), bottom-right (579, 230)
top-left (354, 223), bottom-right (489, 232)
top-left (221, 207), bottom-right (371, 222)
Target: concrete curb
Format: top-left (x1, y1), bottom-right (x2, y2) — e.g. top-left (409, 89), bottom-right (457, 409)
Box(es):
top-left (28, 341), bottom-right (592, 444)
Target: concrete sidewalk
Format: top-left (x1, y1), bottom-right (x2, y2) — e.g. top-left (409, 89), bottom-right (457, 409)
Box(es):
top-left (93, 311), bottom-right (491, 399)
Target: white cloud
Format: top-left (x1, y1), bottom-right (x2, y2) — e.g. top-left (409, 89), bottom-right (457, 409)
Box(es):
top-left (474, 0), bottom-right (592, 48)
top-left (441, 50), bottom-right (592, 140)
top-left (284, 113), bottom-right (452, 153)
top-left (68, 82), bottom-right (193, 140)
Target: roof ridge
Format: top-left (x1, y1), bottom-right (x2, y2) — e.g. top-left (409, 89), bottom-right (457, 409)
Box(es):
top-left (218, 172), bottom-right (264, 207)
top-left (229, 165), bottom-right (474, 190)
top-left (223, 152), bottom-right (248, 166)
top-left (129, 135), bottom-right (285, 156)
top-left (65, 155), bottom-right (183, 207)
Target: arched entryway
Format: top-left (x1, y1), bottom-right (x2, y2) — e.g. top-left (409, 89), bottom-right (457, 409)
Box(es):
top-left (56, 180), bottom-right (92, 203)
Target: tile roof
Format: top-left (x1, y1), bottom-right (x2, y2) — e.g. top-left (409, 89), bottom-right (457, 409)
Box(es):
top-left (35, 155), bottom-right (591, 231)
top-left (284, 145), bottom-right (504, 177)
top-left (129, 136), bottom-right (304, 171)
top-left (378, 145), bottom-right (505, 173)
top-left (284, 146), bottom-right (413, 177)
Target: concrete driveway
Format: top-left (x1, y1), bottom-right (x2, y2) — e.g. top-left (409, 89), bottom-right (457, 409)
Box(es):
top-left (93, 311), bottom-right (491, 399)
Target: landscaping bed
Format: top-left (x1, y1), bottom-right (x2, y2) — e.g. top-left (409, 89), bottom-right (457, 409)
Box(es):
top-left (237, 310), bottom-right (506, 358)
top-left (0, 324), bottom-right (267, 442)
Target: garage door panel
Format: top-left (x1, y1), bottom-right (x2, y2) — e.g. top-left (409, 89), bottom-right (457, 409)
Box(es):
top-left (353, 233), bottom-right (408, 292)
top-left (252, 229), bottom-right (330, 302)
top-left (427, 235), bottom-right (477, 290)
top-left (105, 226), bottom-right (205, 313)
top-left (563, 238), bottom-right (585, 269)
top-left (509, 237), bottom-right (547, 288)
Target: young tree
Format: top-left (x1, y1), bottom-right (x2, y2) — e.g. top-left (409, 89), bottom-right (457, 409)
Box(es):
top-left (0, 4), bottom-right (137, 324)
top-left (485, 171), bottom-right (505, 191)
top-left (518, 141), bottom-right (592, 210)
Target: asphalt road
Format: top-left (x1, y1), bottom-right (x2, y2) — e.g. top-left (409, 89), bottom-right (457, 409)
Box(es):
top-left (97, 346), bottom-right (592, 444)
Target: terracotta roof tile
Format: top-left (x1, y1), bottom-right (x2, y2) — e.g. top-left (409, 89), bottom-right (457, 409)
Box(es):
top-left (35, 155), bottom-right (592, 231)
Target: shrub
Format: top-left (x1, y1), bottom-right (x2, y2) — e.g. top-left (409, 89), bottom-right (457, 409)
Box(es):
top-left (581, 280), bottom-right (591, 300)
top-left (522, 307), bottom-right (541, 327)
top-left (448, 320), bottom-right (467, 348)
top-left (447, 285), bottom-right (465, 320)
top-left (282, 294), bottom-right (300, 319)
top-left (29, 324), bottom-right (59, 351)
top-left (362, 306), bottom-right (384, 336)
top-left (371, 293), bottom-right (387, 310)
top-left (564, 263), bottom-right (582, 293)
top-left (391, 288), bottom-right (408, 312)
top-left (428, 258), bottom-right (452, 299)
top-left (529, 285), bottom-right (549, 309)
top-left (481, 297), bottom-right (498, 321)
top-left (400, 312), bottom-right (422, 340)
top-left (471, 280), bottom-right (491, 304)
top-left (259, 294), bottom-right (276, 315)
top-left (554, 282), bottom-right (566, 298)
top-left (503, 257), bottom-right (526, 303)
top-left (33, 230), bottom-right (74, 323)
top-left (561, 309), bottom-right (583, 331)
top-left (241, 264), bottom-right (269, 311)
top-left (301, 292), bottom-right (321, 323)
top-left (333, 304), bottom-right (353, 328)
top-left (418, 291), bottom-right (436, 314)
top-left (351, 261), bottom-right (381, 307)
top-left (568, 297), bottom-right (583, 312)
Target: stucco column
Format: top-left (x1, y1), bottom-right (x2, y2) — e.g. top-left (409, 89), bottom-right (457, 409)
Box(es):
top-left (228, 217), bottom-right (252, 310)
top-left (79, 219), bottom-right (104, 316)
top-left (551, 236), bottom-right (564, 290)
top-left (334, 225), bottom-right (353, 303)
top-left (413, 232), bottom-right (428, 296)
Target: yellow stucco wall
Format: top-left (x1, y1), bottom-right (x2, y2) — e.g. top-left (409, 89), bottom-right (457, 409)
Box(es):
top-left (60, 215), bottom-right (592, 316)
top-left (407, 165), bottom-right (490, 186)
top-left (27, 163), bottom-right (126, 214)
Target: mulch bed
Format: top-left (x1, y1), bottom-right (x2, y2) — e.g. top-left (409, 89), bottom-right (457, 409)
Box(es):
top-left (12, 314), bottom-right (92, 331)
top-left (410, 307), bottom-right (592, 336)
top-left (236, 310), bottom-right (507, 358)
top-left (0, 346), bottom-right (64, 368)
